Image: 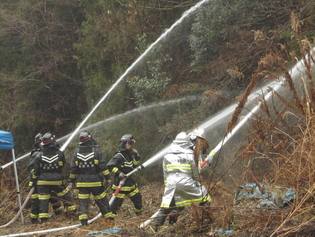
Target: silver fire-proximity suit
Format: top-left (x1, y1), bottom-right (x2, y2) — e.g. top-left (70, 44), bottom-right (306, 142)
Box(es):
top-left (155, 132), bottom-right (212, 229)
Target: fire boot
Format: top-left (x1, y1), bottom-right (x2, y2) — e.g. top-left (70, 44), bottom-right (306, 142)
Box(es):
top-left (81, 219), bottom-right (88, 226)
top-left (31, 218), bottom-right (40, 224)
top-left (169, 212), bottom-right (179, 225)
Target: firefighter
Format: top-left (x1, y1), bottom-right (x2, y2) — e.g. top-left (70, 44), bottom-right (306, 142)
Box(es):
top-left (69, 131), bottom-right (114, 226)
top-left (28, 133), bottom-right (63, 224)
top-left (155, 132), bottom-right (212, 230)
top-left (106, 134), bottom-right (143, 217)
top-left (32, 132), bottom-right (76, 223)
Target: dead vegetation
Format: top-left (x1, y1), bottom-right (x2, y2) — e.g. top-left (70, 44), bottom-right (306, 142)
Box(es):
top-left (0, 13), bottom-right (315, 237)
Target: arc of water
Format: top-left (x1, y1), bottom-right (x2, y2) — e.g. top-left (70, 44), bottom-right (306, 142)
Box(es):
top-left (0, 96), bottom-right (201, 170)
top-left (0, 1), bottom-right (212, 236)
top-left (59, 0), bottom-right (210, 152)
top-left (139, 48), bottom-right (314, 229)
top-left (199, 51), bottom-right (309, 168)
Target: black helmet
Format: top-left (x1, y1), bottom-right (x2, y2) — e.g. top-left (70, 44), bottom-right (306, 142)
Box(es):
top-left (41, 132), bottom-right (55, 146)
top-left (34, 133), bottom-right (43, 145)
top-left (120, 134), bottom-right (135, 143)
top-left (79, 131), bottom-right (92, 144)
top-left (118, 134), bottom-right (135, 151)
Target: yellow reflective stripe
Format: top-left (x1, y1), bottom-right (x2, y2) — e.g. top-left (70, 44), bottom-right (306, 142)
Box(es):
top-left (39, 213), bottom-right (49, 218)
top-left (175, 195), bottom-right (212, 207)
top-left (160, 202), bottom-right (170, 208)
top-left (134, 207), bottom-right (143, 213)
top-left (31, 194), bottom-right (38, 199)
top-left (66, 205), bottom-right (76, 211)
top-left (56, 188), bottom-right (69, 197)
top-left (112, 184), bottom-right (136, 191)
top-left (32, 174), bottom-right (37, 179)
top-left (112, 167), bottom-right (119, 174)
top-left (78, 193), bottom-right (90, 199)
top-left (133, 159), bottom-right (140, 165)
top-left (29, 182), bottom-right (34, 187)
top-left (30, 213), bottom-right (38, 219)
top-left (75, 161), bottom-right (78, 165)
top-left (101, 169), bottom-right (110, 176)
top-left (37, 180), bottom-right (63, 185)
top-left (166, 164), bottom-right (192, 170)
top-left (79, 214), bottom-right (89, 220)
top-left (203, 195), bottom-right (212, 203)
top-left (116, 193), bottom-right (125, 198)
top-left (38, 194), bottom-right (51, 200)
top-left (94, 191), bottom-right (106, 200)
top-left (58, 161), bottom-right (63, 166)
top-left (69, 173), bottom-right (77, 179)
top-left (54, 206), bottom-right (63, 212)
top-left (127, 187), bottom-right (139, 198)
top-left (76, 182), bottom-right (102, 187)
top-left (94, 159), bottom-right (99, 165)
top-left (103, 212), bottom-right (114, 219)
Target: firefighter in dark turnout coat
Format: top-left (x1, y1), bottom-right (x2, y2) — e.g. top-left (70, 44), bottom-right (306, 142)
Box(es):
top-left (33, 132), bottom-right (76, 223)
top-left (28, 133), bottom-right (62, 224)
top-left (69, 131), bottom-right (114, 226)
top-left (106, 134), bottom-right (143, 217)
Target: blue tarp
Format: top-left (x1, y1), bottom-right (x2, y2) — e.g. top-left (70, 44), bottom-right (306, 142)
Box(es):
top-left (235, 183), bottom-right (295, 209)
top-left (0, 130), bottom-right (14, 149)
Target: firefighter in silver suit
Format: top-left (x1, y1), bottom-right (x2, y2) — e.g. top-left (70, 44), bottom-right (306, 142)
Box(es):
top-left (155, 132), bottom-right (212, 229)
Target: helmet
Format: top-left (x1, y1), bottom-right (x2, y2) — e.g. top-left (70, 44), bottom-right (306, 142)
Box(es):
top-left (118, 134), bottom-right (135, 151)
top-left (34, 133), bottom-right (43, 145)
top-left (173, 132), bottom-right (191, 143)
top-left (189, 128), bottom-right (206, 141)
top-left (41, 132), bottom-right (55, 146)
top-left (79, 131), bottom-right (92, 144)
top-left (120, 134), bottom-right (135, 144)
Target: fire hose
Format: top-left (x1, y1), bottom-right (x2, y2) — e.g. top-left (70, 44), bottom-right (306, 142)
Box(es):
top-left (0, 187), bottom-right (34, 228)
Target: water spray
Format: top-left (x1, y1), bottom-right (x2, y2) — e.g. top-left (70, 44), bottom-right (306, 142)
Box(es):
top-left (0, 96), bottom-right (201, 170)
top-left (0, 1), bottom-right (211, 235)
top-left (200, 51), bottom-right (309, 169)
top-left (59, 0), bottom-right (210, 152)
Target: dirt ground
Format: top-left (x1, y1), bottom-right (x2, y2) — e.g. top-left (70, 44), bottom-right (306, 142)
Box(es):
top-left (1, 182), bottom-right (314, 237)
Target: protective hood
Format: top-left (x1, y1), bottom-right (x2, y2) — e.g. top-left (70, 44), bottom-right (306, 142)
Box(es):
top-left (169, 142), bottom-right (194, 154)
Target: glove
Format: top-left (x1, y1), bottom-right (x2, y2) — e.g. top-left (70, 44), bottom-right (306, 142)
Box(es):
top-left (67, 183), bottom-right (74, 190)
top-left (119, 172), bottom-right (126, 180)
top-left (29, 179), bottom-right (37, 188)
top-left (206, 155), bottom-right (214, 168)
top-left (104, 179), bottom-right (112, 187)
top-left (132, 148), bottom-right (140, 158)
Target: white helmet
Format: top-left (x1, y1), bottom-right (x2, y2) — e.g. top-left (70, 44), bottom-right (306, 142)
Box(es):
top-left (173, 132), bottom-right (191, 143)
top-left (189, 128), bottom-right (206, 140)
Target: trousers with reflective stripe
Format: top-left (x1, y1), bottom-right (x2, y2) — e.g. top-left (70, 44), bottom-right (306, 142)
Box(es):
top-left (38, 184), bottom-right (76, 219)
top-left (78, 186), bottom-right (113, 220)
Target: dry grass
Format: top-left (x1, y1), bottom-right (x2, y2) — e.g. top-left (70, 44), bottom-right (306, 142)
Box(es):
top-left (1, 12), bottom-right (315, 237)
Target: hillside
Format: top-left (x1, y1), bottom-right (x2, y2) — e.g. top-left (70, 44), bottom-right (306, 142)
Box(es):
top-left (1, 0), bottom-right (315, 236)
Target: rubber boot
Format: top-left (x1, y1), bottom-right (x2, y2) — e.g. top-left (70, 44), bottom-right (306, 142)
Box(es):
top-left (81, 219), bottom-right (88, 226)
top-left (31, 218), bottom-right (40, 224)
